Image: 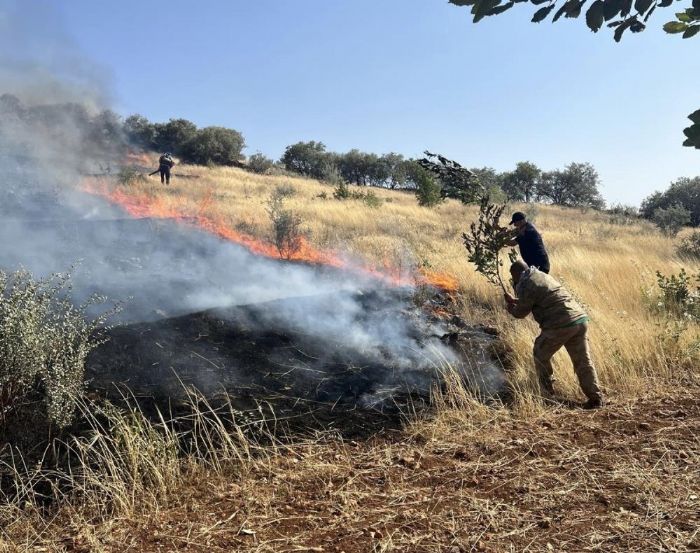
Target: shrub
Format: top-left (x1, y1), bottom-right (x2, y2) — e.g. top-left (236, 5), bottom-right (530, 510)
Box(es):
top-left (676, 231), bottom-right (700, 260)
top-left (273, 182), bottom-right (296, 199)
top-left (361, 190), bottom-right (382, 208)
top-left (247, 152), bottom-right (274, 174)
top-left (319, 161), bottom-right (343, 185)
top-left (607, 203), bottom-right (639, 225)
top-left (333, 181), bottom-right (351, 200)
top-left (653, 269), bottom-right (700, 321)
top-left (332, 182), bottom-right (382, 207)
top-left (415, 168), bottom-right (443, 207)
top-left (652, 203), bottom-right (691, 236)
top-left (0, 270), bottom-right (113, 429)
top-left (266, 188), bottom-right (304, 259)
top-left (117, 165), bottom-right (147, 186)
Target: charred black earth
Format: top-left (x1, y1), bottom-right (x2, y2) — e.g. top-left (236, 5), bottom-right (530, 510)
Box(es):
top-left (86, 290), bottom-right (507, 432)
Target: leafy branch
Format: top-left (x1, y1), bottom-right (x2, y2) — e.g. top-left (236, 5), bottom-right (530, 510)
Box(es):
top-left (462, 196), bottom-right (519, 293)
top-left (449, 0), bottom-right (700, 148)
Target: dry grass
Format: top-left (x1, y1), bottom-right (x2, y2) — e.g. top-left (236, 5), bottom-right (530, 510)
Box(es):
top-left (2, 160), bottom-right (699, 551)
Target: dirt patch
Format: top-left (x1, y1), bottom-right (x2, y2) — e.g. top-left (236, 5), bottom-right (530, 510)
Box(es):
top-left (31, 385), bottom-right (700, 553)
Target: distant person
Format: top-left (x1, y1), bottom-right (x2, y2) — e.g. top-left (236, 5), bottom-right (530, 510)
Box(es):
top-left (158, 152), bottom-right (175, 184)
top-left (507, 212), bottom-right (550, 274)
top-left (504, 260), bottom-right (604, 409)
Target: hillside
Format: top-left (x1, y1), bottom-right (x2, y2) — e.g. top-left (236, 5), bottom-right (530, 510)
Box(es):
top-left (2, 160), bottom-right (699, 552)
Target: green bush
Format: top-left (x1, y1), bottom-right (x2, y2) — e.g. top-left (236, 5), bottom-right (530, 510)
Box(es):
top-left (333, 181), bottom-right (350, 200)
top-left (266, 187), bottom-right (305, 259)
top-left (652, 203), bottom-right (691, 236)
top-left (332, 182), bottom-right (382, 207)
top-left (415, 168), bottom-right (443, 207)
top-left (676, 231), bottom-right (700, 260)
top-left (0, 270), bottom-right (113, 429)
top-left (360, 189), bottom-right (382, 208)
top-left (247, 152), bottom-right (274, 174)
top-left (652, 269), bottom-right (700, 321)
top-left (607, 203), bottom-right (639, 226)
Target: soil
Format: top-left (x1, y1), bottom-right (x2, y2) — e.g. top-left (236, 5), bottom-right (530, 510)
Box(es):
top-left (47, 385), bottom-right (699, 553)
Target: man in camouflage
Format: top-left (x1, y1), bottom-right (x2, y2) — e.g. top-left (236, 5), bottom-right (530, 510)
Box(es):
top-left (504, 260), bottom-right (604, 408)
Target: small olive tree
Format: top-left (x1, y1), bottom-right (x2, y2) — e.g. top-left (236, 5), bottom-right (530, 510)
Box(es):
top-left (0, 270), bottom-right (113, 428)
top-left (266, 186), bottom-right (305, 259)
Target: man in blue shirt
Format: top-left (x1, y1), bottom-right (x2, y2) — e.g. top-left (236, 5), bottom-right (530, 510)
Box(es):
top-left (507, 212), bottom-right (550, 274)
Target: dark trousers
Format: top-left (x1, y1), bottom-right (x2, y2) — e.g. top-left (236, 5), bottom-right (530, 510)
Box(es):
top-left (160, 166), bottom-right (171, 184)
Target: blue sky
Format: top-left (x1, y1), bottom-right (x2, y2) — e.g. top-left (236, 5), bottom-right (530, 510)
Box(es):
top-left (4, 0), bottom-right (699, 205)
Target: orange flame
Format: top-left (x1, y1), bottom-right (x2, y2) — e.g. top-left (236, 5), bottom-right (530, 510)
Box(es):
top-left (81, 177), bottom-right (459, 293)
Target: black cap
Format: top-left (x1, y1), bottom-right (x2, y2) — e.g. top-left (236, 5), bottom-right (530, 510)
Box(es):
top-left (509, 212), bottom-right (526, 225)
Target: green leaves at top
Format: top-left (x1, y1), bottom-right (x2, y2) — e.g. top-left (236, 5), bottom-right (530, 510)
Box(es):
top-left (586, 0), bottom-right (606, 29)
top-left (472, 0), bottom-right (502, 22)
top-left (664, 20), bottom-right (689, 30)
top-left (532, 4), bottom-right (556, 21)
top-left (684, 109), bottom-right (700, 149)
top-left (634, 0), bottom-right (655, 14)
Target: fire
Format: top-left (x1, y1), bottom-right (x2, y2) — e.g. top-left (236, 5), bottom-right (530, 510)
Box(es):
top-left (81, 177), bottom-right (460, 293)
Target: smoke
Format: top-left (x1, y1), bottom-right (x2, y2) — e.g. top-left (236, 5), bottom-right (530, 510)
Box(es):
top-left (0, 4), bottom-right (504, 406)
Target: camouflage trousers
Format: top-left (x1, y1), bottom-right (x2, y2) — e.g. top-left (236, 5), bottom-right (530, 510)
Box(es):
top-left (533, 322), bottom-right (603, 401)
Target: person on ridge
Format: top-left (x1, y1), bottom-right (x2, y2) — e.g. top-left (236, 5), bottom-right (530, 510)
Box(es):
top-left (504, 260), bottom-right (604, 409)
top-left (506, 212), bottom-right (550, 274)
top-left (158, 152), bottom-right (175, 185)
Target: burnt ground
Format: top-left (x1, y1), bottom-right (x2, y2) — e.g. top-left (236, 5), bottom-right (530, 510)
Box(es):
top-left (86, 290), bottom-right (507, 437)
top-left (24, 384), bottom-right (699, 553)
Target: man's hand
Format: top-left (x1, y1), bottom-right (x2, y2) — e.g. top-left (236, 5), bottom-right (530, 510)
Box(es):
top-left (504, 293), bottom-right (516, 305)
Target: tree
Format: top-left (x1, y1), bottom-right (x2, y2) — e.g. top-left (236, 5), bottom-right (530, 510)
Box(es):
top-left (652, 204), bottom-right (691, 236)
top-left (448, 0), bottom-right (700, 149)
top-left (538, 162), bottom-right (605, 208)
top-left (471, 167), bottom-right (507, 202)
top-left (641, 176), bottom-right (700, 225)
top-left (281, 141), bottom-right (330, 179)
top-left (181, 126), bottom-right (245, 165)
top-left (382, 152), bottom-right (408, 188)
top-left (88, 110), bottom-right (125, 153)
top-left (154, 118), bottom-right (198, 156)
top-left (365, 152), bottom-right (391, 186)
top-left (124, 114), bottom-right (157, 149)
top-left (337, 149), bottom-right (366, 185)
top-left (501, 161), bottom-right (541, 203)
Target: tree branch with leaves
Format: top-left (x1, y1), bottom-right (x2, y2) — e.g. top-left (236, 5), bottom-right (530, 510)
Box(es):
top-left (448, 0), bottom-right (700, 149)
top-left (462, 196), bottom-right (519, 293)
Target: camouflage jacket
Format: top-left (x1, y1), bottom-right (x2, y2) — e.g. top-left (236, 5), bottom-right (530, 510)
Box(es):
top-left (508, 268), bottom-right (587, 329)
top-left (159, 155), bottom-right (174, 168)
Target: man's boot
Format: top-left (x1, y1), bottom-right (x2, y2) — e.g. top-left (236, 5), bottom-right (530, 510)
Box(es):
top-left (583, 396), bottom-right (604, 409)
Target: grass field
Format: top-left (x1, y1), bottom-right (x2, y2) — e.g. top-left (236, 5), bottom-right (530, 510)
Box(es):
top-left (2, 160), bottom-right (699, 552)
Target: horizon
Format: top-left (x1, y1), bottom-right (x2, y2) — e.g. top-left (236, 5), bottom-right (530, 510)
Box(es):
top-left (2, 0), bottom-right (699, 206)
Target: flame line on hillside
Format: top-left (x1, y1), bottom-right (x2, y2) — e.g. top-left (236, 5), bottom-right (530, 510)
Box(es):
top-left (81, 177), bottom-right (459, 292)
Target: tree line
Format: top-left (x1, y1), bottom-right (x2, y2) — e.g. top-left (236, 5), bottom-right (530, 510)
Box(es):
top-left (9, 92), bottom-right (698, 229)
top-left (279, 141), bottom-right (606, 209)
